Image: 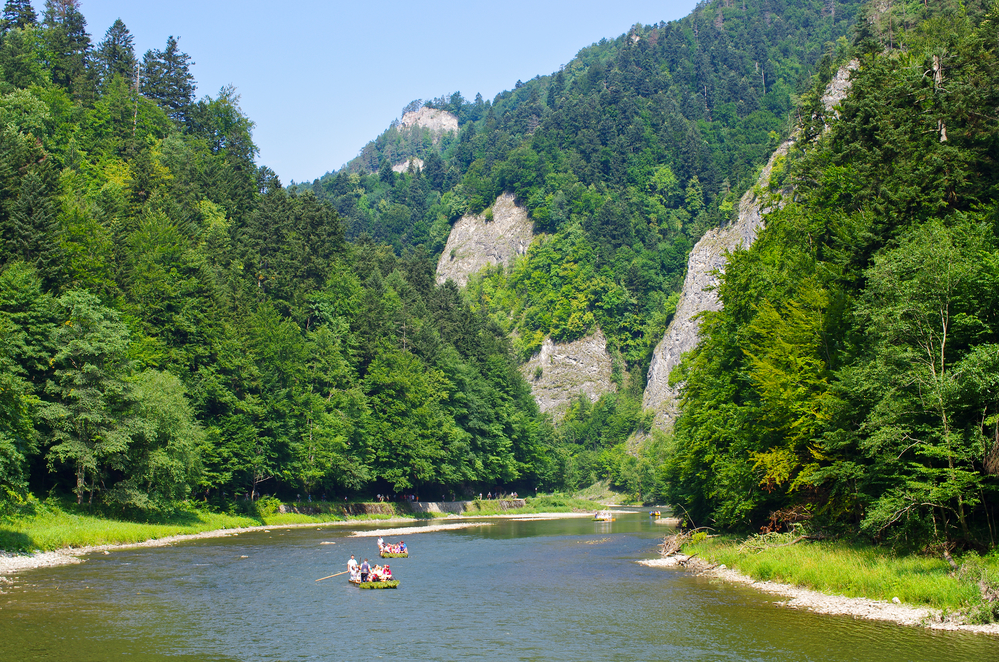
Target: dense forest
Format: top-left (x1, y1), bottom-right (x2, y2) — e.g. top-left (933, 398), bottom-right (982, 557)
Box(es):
top-left (0, 0), bottom-right (554, 511)
top-left (0, 0), bottom-right (867, 513)
top-left (302, 0), bottom-right (867, 500)
top-left (4, 0), bottom-right (997, 554)
top-left (665, 0), bottom-right (999, 546)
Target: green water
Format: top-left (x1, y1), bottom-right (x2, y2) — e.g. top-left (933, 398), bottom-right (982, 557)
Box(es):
top-left (1, 511), bottom-right (995, 660)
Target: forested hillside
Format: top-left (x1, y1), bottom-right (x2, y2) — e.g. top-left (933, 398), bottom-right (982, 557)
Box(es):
top-left (301, 1), bottom-right (865, 496)
top-left (664, 0), bottom-right (999, 546)
top-left (313, 1), bottom-right (863, 369)
top-left (0, 0), bottom-right (553, 512)
top-left (9, 0), bottom-right (992, 549)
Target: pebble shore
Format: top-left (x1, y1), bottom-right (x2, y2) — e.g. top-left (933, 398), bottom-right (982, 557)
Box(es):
top-left (638, 555), bottom-right (999, 635)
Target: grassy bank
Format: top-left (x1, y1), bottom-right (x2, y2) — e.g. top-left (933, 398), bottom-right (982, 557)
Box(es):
top-left (0, 502), bottom-right (262, 552)
top-left (462, 495), bottom-right (601, 515)
top-left (0, 494), bottom-right (601, 553)
top-left (683, 533), bottom-right (999, 618)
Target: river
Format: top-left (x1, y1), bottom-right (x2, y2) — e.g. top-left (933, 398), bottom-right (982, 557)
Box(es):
top-left (1, 510), bottom-right (994, 660)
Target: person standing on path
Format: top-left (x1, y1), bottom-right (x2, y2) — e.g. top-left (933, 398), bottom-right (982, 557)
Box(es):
top-left (360, 558), bottom-right (370, 582)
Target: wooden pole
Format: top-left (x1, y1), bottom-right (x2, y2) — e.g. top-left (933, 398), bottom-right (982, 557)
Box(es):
top-left (316, 570), bottom-right (350, 582)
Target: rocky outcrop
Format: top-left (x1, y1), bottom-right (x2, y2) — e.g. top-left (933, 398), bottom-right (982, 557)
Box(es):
top-left (399, 107), bottom-right (458, 136)
top-left (521, 328), bottom-right (617, 417)
top-left (392, 157), bottom-right (424, 173)
top-left (436, 192), bottom-right (534, 287)
top-left (643, 62), bottom-right (858, 431)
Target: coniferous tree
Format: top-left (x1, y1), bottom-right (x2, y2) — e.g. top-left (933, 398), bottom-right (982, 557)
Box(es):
top-left (94, 18), bottom-right (136, 89)
top-left (140, 36), bottom-right (195, 124)
top-left (6, 166), bottom-right (63, 288)
top-left (1, 0), bottom-right (37, 34)
top-left (41, 0), bottom-right (91, 93)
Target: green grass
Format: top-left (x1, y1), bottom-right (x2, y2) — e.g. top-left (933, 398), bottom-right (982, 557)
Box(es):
top-left (683, 535), bottom-right (999, 611)
top-left (0, 494), bottom-right (603, 554)
top-left (0, 503), bottom-right (262, 552)
top-left (462, 495), bottom-right (598, 515)
top-left (0, 498), bottom-right (403, 553)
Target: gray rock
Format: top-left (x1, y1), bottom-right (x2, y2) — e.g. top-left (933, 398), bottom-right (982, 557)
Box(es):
top-left (436, 192), bottom-right (534, 287)
top-left (520, 327), bottom-right (617, 418)
top-left (643, 63), bottom-right (858, 432)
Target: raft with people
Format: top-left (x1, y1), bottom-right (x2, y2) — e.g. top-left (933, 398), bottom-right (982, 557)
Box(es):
top-left (347, 558), bottom-right (397, 588)
top-left (350, 578), bottom-right (400, 589)
top-left (593, 510), bottom-right (615, 522)
top-left (377, 537), bottom-right (408, 558)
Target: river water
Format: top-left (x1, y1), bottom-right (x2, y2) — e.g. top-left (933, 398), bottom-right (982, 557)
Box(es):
top-left (1, 511), bottom-right (995, 661)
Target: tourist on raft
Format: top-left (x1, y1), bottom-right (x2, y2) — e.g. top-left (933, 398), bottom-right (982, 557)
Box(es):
top-left (378, 540), bottom-right (407, 554)
top-left (368, 564), bottom-right (392, 581)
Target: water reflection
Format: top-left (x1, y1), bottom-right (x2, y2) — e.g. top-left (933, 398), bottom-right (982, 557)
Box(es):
top-left (1, 511), bottom-right (994, 661)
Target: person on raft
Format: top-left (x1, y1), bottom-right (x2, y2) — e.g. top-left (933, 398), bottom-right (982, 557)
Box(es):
top-left (360, 558), bottom-right (370, 582)
top-left (369, 564), bottom-right (392, 581)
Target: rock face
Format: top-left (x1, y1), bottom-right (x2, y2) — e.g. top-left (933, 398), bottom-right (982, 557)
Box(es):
top-left (399, 107), bottom-right (458, 136)
top-left (392, 157), bottom-right (424, 173)
top-left (520, 328), bottom-right (617, 417)
top-left (643, 63), bottom-right (858, 431)
top-left (436, 192), bottom-right (534, 287)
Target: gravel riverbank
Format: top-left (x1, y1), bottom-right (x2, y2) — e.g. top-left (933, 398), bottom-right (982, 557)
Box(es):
top-left (638, 556), bottom-right (999, 636)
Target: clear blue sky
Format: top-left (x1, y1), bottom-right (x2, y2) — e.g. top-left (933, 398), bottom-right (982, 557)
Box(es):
top-left (70, 1), bottom-right (700, 184)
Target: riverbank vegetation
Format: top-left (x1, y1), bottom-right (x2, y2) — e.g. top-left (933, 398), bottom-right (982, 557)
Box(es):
top-left (681, 533), bottom-right (999, 622)
top-left (0, 494), bottom-right (598, 552)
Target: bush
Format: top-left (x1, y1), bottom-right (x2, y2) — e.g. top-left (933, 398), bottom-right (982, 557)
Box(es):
top-left (255, 495), bottom-right (283, 517)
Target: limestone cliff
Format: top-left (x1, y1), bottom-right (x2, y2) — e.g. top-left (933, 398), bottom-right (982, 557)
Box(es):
top-left (520, 328), bottom-right (617, 417)
top-left (643, 62), bottom-right (858, 431)
top-left (399, 107), bottom-right (458, 137)
top-left (435, 192), bottom-right (534, 287)
top-left (392, 157), bottom-right (424, 173)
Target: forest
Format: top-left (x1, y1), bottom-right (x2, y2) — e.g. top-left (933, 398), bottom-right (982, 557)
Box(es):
top-left (2, 0), bottom-right (998, 553)
top-left (0, 0), bottom-right (868, 515)
top-left (664, 0), bottom-right (999, 547)
top-left (0, 0), bottom-right (554, 512)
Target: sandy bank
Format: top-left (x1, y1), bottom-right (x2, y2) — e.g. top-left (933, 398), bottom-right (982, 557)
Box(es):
top-left (638, 556), bottom-right (999, 635)
top-left (350, 522), bottom-right (494, 537)
top-left (0, 510), bottom-right (590, 576)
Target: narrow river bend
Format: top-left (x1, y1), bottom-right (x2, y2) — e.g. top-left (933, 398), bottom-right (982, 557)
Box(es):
top-left (1, 511), bottom-right (994, 661)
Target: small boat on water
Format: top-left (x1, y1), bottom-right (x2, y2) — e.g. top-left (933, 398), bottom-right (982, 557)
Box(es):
top-left (649, 510), bottom-right (661, 518)
top-left (377, 537), bottom-right (408, 558)
top-left (593, 510), bottom-right (615, 522)
top-left (350, 578), bottom-right (400, 589)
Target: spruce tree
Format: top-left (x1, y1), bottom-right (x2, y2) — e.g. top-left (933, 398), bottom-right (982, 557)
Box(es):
top-left (94, 18), bottom-right (136, 89)
top-left (0, 0), bottom-right (37, 34)
top-left (6, 166), bottom-right (63, 288)
top-left (140, 36), bottom-right (196, 124)
top-left (41, 0), bottom-right (91, 93)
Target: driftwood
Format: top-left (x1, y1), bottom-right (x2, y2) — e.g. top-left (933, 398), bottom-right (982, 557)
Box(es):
top-left (659, 531), bottom-right (691, 557)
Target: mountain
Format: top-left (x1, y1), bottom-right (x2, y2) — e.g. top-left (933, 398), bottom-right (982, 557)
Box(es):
top-left (663, 0), bottom-right (999, 540)
top-left (5, 0), bottom-right (996, 551)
